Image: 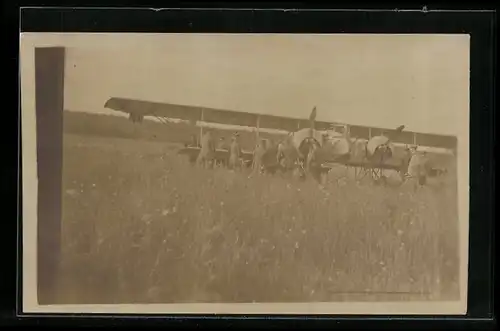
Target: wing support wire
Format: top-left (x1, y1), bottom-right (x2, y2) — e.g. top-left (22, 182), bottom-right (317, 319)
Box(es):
top-left (154, 115), bottom-right (170, 125)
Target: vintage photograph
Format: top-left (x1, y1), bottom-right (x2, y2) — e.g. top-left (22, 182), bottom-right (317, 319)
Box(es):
top-left (21, 33), bottom-right (470, 314)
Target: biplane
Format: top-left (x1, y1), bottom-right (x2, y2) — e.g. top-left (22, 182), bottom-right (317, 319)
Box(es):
top-left (104, 97), bottom-right (453, 184)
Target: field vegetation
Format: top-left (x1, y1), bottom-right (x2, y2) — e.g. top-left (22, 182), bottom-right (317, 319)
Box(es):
top-left (55, 111), bottom-right (460, 304)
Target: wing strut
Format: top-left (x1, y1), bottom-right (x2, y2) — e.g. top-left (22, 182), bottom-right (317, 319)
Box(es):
top-left (200, 108), bottom-right (205, 141)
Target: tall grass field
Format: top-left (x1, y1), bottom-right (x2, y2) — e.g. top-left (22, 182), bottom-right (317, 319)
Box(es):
top-left (54, 111), bottom-right (460, 304)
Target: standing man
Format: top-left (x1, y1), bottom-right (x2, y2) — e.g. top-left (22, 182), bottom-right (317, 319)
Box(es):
top-left (228, 132), bottom-right (242, 170)
top-left (251, 139), bottom-right (267, 176)
top-left (196, 130), bottom-right (216, 168)
top-left (215, 136), bottom-right (228, 168)
top-left (185, 134), bottom-right (200, 165)
top-left (277, 133), bottom-right (295, 169)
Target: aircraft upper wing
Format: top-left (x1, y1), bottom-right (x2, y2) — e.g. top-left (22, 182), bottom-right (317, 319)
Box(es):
top-left (104, 97), bottom-right (333, 132)
top-left (104, 97), bottom-right (458, 152)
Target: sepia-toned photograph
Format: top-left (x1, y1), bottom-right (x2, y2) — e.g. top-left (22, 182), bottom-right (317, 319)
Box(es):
top-left (20, 33), bottom-right (470, 315)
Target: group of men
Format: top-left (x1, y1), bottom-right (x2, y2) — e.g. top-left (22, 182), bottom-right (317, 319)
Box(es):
top-left (192, 130), bottom-right (246, 170)
top-left (183, 128), bottom-right (450, 188)
top-left (187, 130), bottom-right (294, 176)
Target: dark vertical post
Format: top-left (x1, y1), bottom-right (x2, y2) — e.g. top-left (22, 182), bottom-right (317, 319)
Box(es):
top-left (200, 108), bottom-right (204, 141)
top-left (35, 47), bottom-right (65, 304)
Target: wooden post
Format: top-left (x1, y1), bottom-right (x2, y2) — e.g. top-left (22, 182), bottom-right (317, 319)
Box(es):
top-left (35, 47), bottom-right (65, 304)
top-left (413, 132), bottom-right (417, 145)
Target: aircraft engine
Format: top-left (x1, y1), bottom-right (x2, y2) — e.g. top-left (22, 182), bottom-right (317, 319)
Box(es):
top-left (326, 138), bottom-right (351, 157)
top-left (366, 135), bottom-right (394, 163)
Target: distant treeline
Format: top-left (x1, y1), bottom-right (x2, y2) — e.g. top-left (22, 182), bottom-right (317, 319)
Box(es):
top-left (63, 111), bottom-right (282, 151)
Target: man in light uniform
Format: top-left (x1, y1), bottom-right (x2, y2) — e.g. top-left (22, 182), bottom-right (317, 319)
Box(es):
top-left (196, 130), bottom-right (216, 168)
top-left (401, 146), bottom-right (432, 189)
top-left (228, 132), bottom-right (242, 170)
top-left (251, 139), bottom-right (267, 176)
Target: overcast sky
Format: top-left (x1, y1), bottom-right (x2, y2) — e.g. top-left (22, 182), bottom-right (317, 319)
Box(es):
top-left (23, 33), bottom-right (470, 136)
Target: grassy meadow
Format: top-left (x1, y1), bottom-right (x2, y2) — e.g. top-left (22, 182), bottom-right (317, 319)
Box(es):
top-left (54, 111), bottom-right (460, 304)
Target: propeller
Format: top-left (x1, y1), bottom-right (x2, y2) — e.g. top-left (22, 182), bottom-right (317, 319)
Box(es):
top-left (308, 106), bottom-right (317, 137)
